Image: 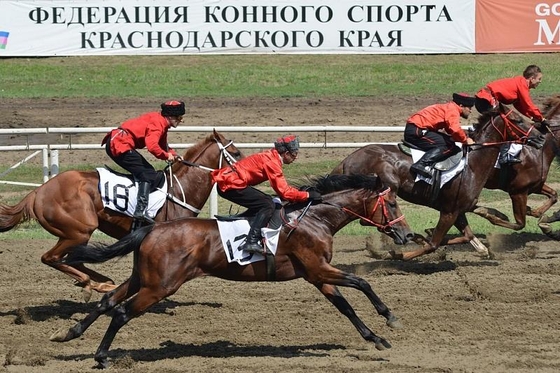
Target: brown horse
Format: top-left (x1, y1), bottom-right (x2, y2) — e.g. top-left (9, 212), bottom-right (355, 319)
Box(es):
top-left (472, 95), bottom-right (560, 238)
top-left (0, 129), bottom-right (241, 298)
top-left (331, 105), bottom-right (539, 260)
top-left (50, 174), bottom-right (408, 368)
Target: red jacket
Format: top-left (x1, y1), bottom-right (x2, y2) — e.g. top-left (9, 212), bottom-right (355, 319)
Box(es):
top-left (407, 101), bottom-right (469, 143)
top-left (102, 112), bottom-right (178, 160)
top-left (211, 149), bottom-right (308, 203)
top-left (476, 76), bottom-right (543, 121)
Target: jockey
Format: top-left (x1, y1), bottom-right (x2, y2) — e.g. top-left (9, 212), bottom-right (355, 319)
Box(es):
top-left (475, 65), bottom-right (549, 164)
top-left (404, 93), bottom-right (476, 179)
top-left (211, 135), bottom-right (322, 254)
top-left (102, 100), bottom-right (185, 223)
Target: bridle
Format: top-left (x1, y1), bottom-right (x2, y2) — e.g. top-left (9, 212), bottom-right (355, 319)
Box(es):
top-left (164, 135), bottom-right (239, 214)
top-left (331, 187), bottom-right (406, 234)
top-left (475, 109), bottom-right (534, 147)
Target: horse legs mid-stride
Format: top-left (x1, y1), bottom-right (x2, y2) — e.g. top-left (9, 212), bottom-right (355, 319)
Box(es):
top-left (50, 174), bottom-right (406, 368)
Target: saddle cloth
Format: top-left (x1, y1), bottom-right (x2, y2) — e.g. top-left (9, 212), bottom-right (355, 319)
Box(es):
top-left (217, 220), bottom-right (281, 265)
top-left (411, 147), bottom-right (466, 187)
top-left (97, 167), bottom-right (167, 219)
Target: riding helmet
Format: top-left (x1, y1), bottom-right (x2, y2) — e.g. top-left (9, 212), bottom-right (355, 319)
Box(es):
top-left (161, 100), bottom-right (186, 117)
top-left (274, 135), bottom-right (300, 154)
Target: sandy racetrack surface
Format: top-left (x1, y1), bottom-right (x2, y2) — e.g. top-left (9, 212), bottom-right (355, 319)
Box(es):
top-left (0, 97), bottom-right (559, 373)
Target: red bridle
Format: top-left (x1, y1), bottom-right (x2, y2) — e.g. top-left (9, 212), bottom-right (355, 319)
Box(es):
top-left (340, 187), bottom-right (406, 234)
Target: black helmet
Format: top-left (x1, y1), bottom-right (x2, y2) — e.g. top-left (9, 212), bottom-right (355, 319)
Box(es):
top-left (161, 100), bottom-right (186, 117)
top-left (452, 93), bottom-right (475, 107)
top-left (274, 135), bottom-right (300, 154)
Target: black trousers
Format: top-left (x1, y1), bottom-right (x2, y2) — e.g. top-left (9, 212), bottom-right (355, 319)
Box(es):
top-left (404, 123), bottom-right (456, 154)
top-left (218, 186), bottom-right (275, 217)
top-left (105, 140), bottom-right (158, 184)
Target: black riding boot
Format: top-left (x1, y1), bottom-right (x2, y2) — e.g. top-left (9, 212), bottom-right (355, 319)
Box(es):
top-left (133, 182), bottom-right (155, 224)
top-left (410, 148), bottom-right (446, 178)
top-left (240, 211), bottom-right (270, 254)
top-left (498, 144), bottom-right (521, 165)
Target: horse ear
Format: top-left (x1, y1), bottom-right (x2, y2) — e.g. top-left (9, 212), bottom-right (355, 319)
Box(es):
top-left (371, 173), bottom-right (383, 190)
top-left (213, 128), bottom-right (218, 137)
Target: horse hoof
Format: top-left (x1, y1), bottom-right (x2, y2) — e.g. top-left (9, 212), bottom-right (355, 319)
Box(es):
top-left (384, 250), bottom-right (403, 260)
top-left (386, 316), bottom-right (403, 330)
top-left (94, 357), bottom-right (109, 369)
top-left (375, 339), bottom-right (392, 350)
top-left (50, 328), bottom-right (74, 342)
top-left (95, 283), bottom-right (117, 293)
top-left (82, 287), bottom-right (93, 303)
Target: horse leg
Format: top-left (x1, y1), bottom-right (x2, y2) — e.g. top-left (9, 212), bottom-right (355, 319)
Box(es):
top-left (93, 284), bottom-right (173, 369)
top-left (397, 212), bottom-right (456, 260)
top-left (50, 277), bottom-right (134, 343)
top-left (472, 194), bottom-right (528, 230)
top-left (528, 184), bottom-right (558, 218)
top-left (314, 283), bottom-right (394, 350)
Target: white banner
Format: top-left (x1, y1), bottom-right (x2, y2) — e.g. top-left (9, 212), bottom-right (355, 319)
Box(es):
top-left (0, 0), bottom-right (475, 56)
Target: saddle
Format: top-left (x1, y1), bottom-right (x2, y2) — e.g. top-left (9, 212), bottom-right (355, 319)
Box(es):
top-left (398, 142), bottom-right (464, 172)
top-left (103, 165), bottom-right (166, 192)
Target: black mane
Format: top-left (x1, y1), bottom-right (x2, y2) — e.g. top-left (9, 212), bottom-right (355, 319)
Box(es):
top-left (300, 174), bottom-right (382, 194)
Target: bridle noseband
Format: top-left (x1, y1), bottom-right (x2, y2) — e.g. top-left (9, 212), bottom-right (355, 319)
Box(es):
top-left (337, 187), bottom-right (405, 234)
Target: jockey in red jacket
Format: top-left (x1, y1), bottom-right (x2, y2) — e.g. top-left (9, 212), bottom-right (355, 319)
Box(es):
top-left (211, 135), bottom-right (321, 254)
top-left (102, 100), bottom-right (185, 223)
top-left (404, 93), bottom-right (476, 179)
top-left (475, 65), bottom-right (548, 164)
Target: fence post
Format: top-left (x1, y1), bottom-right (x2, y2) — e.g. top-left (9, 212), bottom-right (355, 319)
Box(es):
top-left (50, 150), bottom-right (59, 178)
top-left (210, 184), bottom-right (218, 218)
top-left (42, 148), bottom-right (49, 182)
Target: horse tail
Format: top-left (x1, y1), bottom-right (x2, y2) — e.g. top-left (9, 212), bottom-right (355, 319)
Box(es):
top-left (0, 193), bottom-right (36, 233)
top-left (63, 224), bottom-right (155, 265)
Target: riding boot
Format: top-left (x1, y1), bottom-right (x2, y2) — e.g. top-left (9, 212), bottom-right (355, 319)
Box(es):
top-left (240, 211), bottom-right (270, 254)
top-left (410, 148), bottom-right (446, 178)
top-left (133, 182), bottom-right (155, 224)
top-left (498, 144), bottom-right (521, 165)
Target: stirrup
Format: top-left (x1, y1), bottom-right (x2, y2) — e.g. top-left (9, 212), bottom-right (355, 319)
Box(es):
top-left (240, 241), bottom-right (264, 254)
top-left (411, 164), bottom-right (433, 178)
top-left (133, 213), bottom-right (155, 224)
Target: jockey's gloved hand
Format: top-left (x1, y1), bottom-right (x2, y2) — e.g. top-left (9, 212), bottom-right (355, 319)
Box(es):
top-left (538, 120), bottom-right (550, 134)
top-left (307, 190), bottom-right (322, 203)
top-left (527, 134), bottom-right (546, 149)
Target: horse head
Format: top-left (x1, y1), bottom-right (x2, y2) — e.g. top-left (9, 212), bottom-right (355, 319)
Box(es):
top-left (472, 103), bottom-right (534, 146)
top-left (309, 174), bottom-right (413, 244)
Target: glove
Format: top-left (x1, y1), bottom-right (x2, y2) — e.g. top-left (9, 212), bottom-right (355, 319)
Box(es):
top-left (526, 134), bottom-right (545, 149)
top-left (307, 190), bottom-right (322, 202)
top-left (538, 120), bottom-right (550, 134)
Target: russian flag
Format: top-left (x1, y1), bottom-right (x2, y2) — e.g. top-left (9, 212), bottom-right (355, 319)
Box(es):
top-left (0, 31), bottom-right (9, 49)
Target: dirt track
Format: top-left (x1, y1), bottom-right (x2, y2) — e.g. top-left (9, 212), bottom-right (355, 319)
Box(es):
top-left (0, 97), bottom-right (560, 372)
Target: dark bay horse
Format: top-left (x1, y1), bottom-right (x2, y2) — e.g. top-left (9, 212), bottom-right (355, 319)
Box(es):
top-left (50, 174), bottom-right (408, 368)
top-left (472, 95), bottom-right (560, 238)
top-left (331, 105), bottom-right (538, 260)
top-left (0, 129), bottom-right (241, 298)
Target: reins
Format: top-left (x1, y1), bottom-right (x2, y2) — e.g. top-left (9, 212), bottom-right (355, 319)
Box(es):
top-left (469, 109), bottom-right (537, 148)
top-left (325, 187), bottom-right (405, 234)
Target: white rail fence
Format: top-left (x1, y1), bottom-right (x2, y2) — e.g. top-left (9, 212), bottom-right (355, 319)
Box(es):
top-left (0, 125), bottom-right (410, 215)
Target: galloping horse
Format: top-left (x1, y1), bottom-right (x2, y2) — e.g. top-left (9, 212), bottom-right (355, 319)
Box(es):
top-left (50, 174), bottom-right (408, 368)
top-left (472, 95), bottom-right (560, 238)
top-left (0, 129), bottom-right (241, 297)
top-left (331, 105), bottom-right (539, 260)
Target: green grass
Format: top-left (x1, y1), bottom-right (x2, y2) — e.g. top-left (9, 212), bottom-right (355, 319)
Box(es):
top-left (2, 54), bottom-right (560, 99)
top-left (1, 53), bottom-right (559, 239)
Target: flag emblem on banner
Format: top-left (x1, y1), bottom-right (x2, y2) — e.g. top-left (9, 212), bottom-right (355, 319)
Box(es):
top-left (0, 31), bottom-right (10, 49)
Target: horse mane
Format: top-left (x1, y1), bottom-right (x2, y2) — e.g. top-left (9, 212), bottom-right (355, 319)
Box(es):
top-left (301, 174), bottom-right (382, 194)
top-left (472, 104), bottom-right (525, 135)
top-left (181, 133), bottom-right (214, 160)
top-left (542, 95), bottom-right (560, 119)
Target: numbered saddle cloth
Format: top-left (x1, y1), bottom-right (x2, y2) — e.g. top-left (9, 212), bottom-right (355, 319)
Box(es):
top-left (97, 167), bottom-right (167, 218)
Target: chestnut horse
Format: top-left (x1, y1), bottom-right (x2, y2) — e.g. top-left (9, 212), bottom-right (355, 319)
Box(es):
top-left (331, 105), bottom-right (539, 260)
top-left (472, 95), bottom-right (560, 238)
top-left (51, 174), bottom-right (408, 368)
top-left (0, 130), bottom-right (241, 298)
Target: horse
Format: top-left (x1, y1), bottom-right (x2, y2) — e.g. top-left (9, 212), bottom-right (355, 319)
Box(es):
top-left (331, 104), bottom-right (539, 260)
top-left (471, 95), bottom-right (560, 238)
top-left (0, 129), bottom-right (242, 298)
top-left (50, 174), bottom-right (409, 368)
